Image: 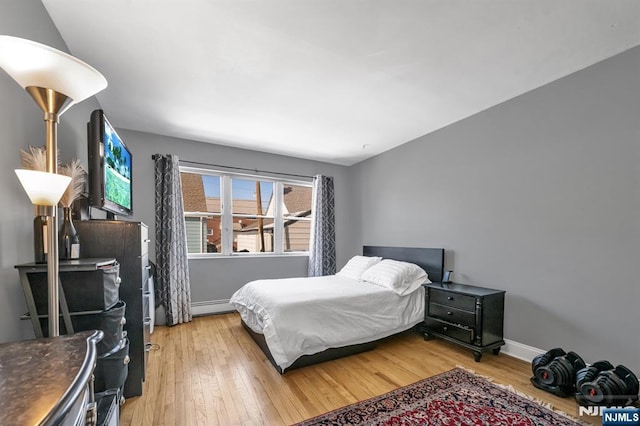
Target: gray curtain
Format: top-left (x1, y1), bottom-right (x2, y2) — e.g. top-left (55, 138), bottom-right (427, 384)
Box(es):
top-left (308, 175), bottom-right (336, 276)
top-left (154, 153), bottom-right (192, 325)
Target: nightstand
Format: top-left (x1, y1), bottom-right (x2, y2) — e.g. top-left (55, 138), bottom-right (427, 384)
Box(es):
top-left (423, 282), bottom-right (505, 362)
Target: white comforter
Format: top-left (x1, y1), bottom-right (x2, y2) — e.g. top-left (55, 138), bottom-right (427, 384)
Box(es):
top-left (230, 275), bottom-right (424, 370)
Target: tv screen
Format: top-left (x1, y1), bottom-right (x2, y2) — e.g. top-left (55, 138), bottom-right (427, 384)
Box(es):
top-left (88, 109), bottom-right (133, 217)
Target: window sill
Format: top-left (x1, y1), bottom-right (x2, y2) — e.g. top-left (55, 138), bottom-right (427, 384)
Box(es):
top-left (188, 252), bottom-right (309, 260)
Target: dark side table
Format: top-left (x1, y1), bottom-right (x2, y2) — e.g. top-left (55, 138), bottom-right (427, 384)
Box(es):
top-left (423, 282), bottom-right (505, 361)
top-left (15, 258), bottom-right (117, 338)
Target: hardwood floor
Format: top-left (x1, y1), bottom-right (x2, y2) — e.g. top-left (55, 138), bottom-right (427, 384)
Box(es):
top-left (120, 313), bottom-right (597, 425)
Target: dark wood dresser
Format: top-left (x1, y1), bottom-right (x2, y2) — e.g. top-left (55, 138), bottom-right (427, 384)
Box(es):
top-left (75, 220), bottom-right (152, 398)
top-left (423, 282), bottom-right (505, 361)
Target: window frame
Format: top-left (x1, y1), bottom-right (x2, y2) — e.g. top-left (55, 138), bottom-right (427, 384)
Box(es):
top-left (181, 166), bottom-right (313, 258)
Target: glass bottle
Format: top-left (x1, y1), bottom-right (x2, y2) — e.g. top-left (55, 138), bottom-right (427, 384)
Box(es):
top-left (59, 207), bottom-right (80, 259)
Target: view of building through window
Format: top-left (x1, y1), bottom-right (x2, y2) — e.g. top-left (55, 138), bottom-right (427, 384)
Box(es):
top-left (281, 184), bottom-right (313, 253)
top-left (181, 170), bottom-right (312, 255)
top-left (231, 178), bottom-right (275, 253)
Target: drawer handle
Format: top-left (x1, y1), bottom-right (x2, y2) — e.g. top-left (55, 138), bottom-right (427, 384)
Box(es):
top-left (145, 265), bottom-right (152, 270)
top-left (144, 317), bottom-right (152, 324)
top-left (123, 355), bottom-right (131, 365)
top-left (443, 326), bottom-right (448, 332)
top-left (144, 239), bottom-right (151, 243)
top-left (447, 296), bottom-right (453, 301)
top-left (145, 343), bottom-right (153, 352)
top-left (447, 311), bottom-right (453, 316)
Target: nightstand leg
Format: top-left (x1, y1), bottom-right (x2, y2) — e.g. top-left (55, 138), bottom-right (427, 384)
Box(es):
top-left (473, 351), bottom-right (482, 362)
top-left (492, 347), bottom-right (501, 356)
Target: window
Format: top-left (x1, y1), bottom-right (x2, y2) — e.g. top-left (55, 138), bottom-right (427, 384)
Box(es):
top-left (281, 184), bottom-right (312, 252)
top-left (180, 167), bottom-right (313, 256)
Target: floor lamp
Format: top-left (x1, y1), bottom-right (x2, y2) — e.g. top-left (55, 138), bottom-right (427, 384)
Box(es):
top-left (0, 35), bottom-right (107, 337)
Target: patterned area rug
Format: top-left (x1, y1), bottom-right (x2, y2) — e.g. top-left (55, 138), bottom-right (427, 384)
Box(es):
top-left (295, 368), bottom-right (587, 425)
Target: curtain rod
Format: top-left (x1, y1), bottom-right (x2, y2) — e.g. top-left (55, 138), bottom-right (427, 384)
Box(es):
top-left (154, 156), bottom-right (315, 180)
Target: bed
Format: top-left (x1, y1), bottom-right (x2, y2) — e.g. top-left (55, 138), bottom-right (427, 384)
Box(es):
top-left (230, 246), bottom-right (444, 373)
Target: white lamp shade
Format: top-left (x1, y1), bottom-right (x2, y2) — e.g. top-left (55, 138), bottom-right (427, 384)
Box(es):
top-left (0, 35), bottom-right (107, 103)
top-left (15, 169), bottom-right (71, 206)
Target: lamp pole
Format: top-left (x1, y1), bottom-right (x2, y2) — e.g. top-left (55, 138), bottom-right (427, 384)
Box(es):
top-left (26, 87), bottom-right (73, 337)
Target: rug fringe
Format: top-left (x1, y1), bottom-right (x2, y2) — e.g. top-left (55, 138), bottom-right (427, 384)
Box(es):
top-left (454, 365), bottom-right (590, 425)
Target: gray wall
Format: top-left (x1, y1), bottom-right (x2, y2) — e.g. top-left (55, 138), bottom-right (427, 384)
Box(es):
top-left (352, 46), bottom-right (640, 370)
top-left (0, 0), bottom-right (102, 342)
top-left (119, 129), bottom-right (356, 303)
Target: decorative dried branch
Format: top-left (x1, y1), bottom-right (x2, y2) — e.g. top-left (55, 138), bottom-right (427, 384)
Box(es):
top-left (20, 146), bottom-right (47, 171)
top-left (19, 146), bottom-right (62, 171)
top-left (59, 159), bottom-right (87, 208)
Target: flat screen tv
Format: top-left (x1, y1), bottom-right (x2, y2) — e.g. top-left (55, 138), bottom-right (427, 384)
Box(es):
top-left (88, 109), bottom-right (133, 217)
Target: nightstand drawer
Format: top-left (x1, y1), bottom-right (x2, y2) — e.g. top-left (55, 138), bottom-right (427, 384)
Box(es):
top-left (430, 289), bottom-right (476, 311)
top-left (429, 302), bottom-right (475, 327)
top-left (425, 318), bottom-right (473, 344)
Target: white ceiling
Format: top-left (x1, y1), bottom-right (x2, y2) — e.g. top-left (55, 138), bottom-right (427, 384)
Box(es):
top-left (42, 0), bottom-right (640, 166)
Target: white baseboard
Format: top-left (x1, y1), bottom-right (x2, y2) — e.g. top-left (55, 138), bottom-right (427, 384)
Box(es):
top-left (501, 338), bottom-right (545, 363)
top-left (191, 299), bottom-right (235, 316)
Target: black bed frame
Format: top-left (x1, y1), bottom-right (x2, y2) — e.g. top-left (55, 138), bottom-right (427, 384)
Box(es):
top-left (240, 246), bottom-right (445, 373)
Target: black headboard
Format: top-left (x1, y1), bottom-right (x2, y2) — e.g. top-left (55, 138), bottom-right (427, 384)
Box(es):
top-left (362, 246), bottom-right (445, 282)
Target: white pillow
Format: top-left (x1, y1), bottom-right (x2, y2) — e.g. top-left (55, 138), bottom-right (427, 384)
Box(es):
top-left (336, 255), bottom-right (382, 280)
top-left (360, 259), bottom-right (431, 296)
